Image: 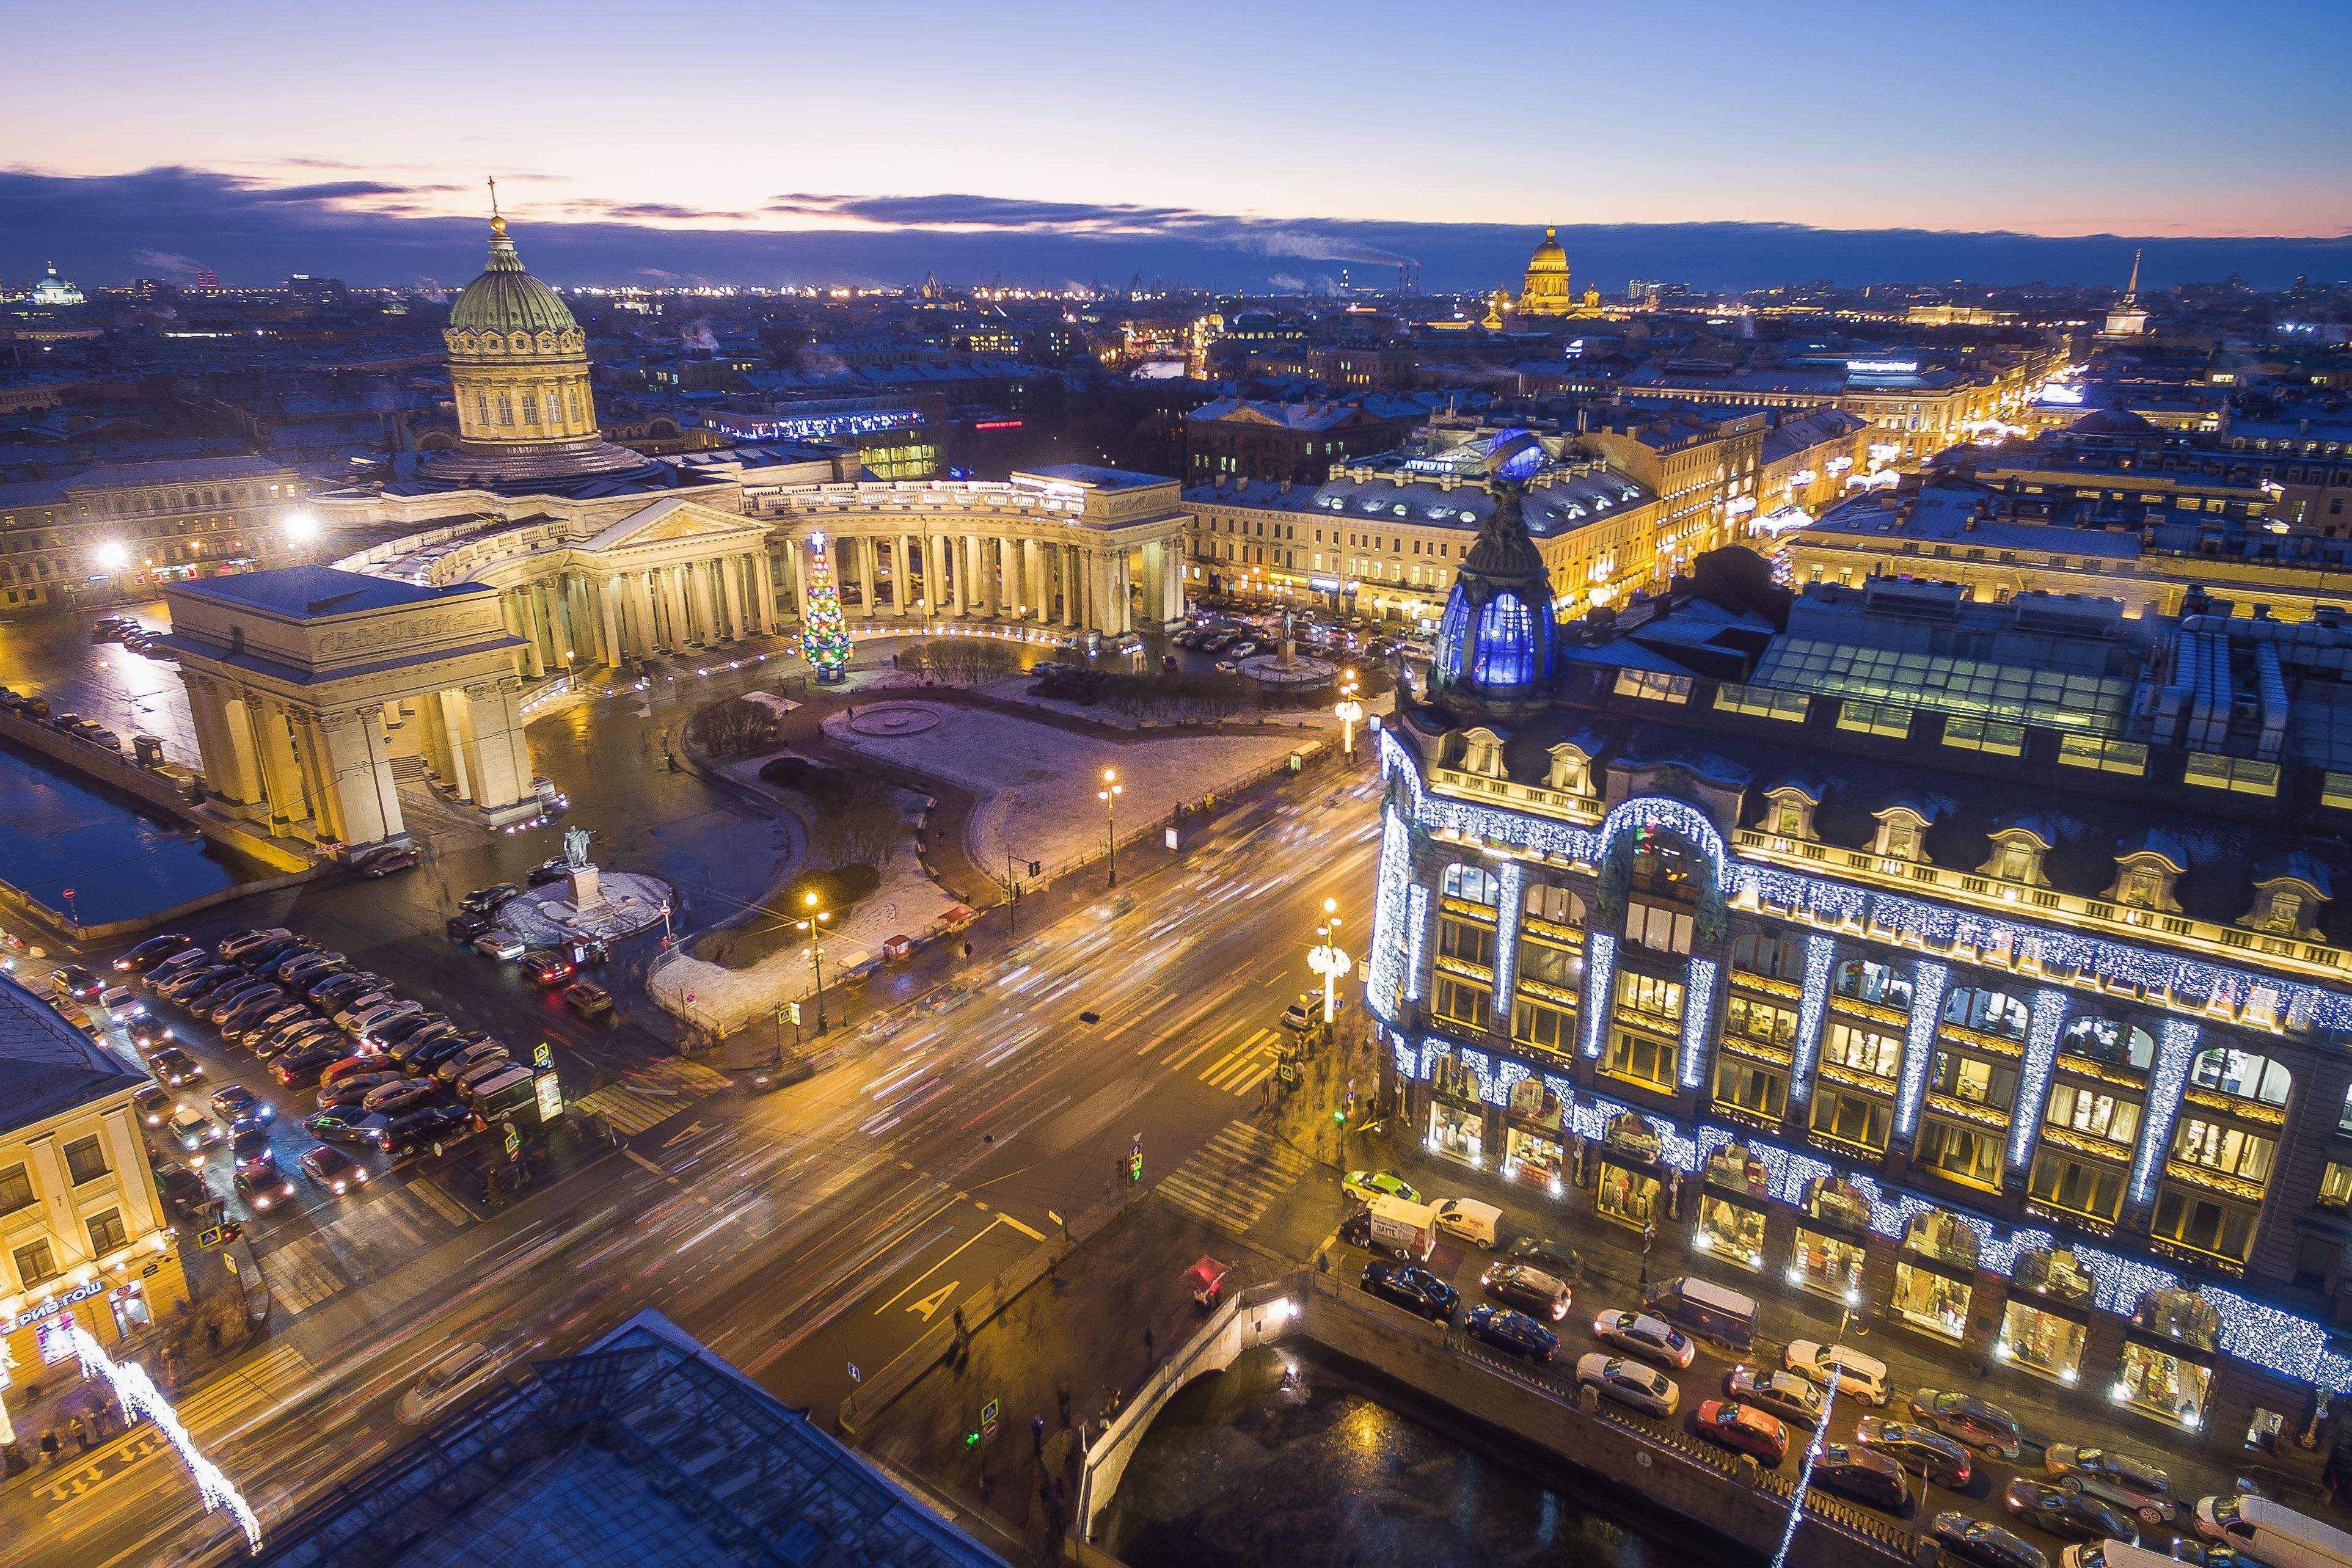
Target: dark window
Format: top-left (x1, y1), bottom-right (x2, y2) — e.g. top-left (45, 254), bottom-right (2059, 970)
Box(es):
top-left (63, 1136), bottom-right (109, 1186)
top-left (86, 1208), bottom-right (128, 1257)
top-left (0, 1162), bottom-right (31, 1216)
top-left (13, 1239), bottom-right (58, 1288)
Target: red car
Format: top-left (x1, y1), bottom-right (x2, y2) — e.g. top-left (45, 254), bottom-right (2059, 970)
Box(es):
top-left (1695, 1399), bottom-right (1790, 1466)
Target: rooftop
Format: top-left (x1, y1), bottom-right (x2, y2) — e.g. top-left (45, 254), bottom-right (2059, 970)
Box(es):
top-left (0, 972), bottom-right (145, 1136)
top-left (1015, 463), bottom-right (1169, 492)
top-left (171, 564), bottom-right (479, 619)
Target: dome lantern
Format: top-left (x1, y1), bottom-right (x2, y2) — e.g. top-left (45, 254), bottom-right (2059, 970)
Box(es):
top-left (1427, 430), bottom-right (1558, 721)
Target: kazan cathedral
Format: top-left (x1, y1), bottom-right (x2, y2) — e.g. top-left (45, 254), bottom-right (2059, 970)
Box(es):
top-left (1368, 429), bottom-right (2352, 1468)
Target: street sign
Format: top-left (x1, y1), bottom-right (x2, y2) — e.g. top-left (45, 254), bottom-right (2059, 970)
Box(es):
top-left (61, 886), bottom-right (73, 899)
top-left (787, 1001), bottom-right (802, 1026)
top-left (981, 1399), bottom-right (999, 1440)
top-left (503, 1124), bottom-right (521, 1158)
top-left (1163, 826), bottom-right (1178, 851)
top-left (533, 1041), bottom-right (553, 1069)
top-left (195, 1223), bottom-right (241, 1250)
top-left (847, 1362), bottom-right (861, 1384)
top-left (535, 1069), bottom-right (563, 1121)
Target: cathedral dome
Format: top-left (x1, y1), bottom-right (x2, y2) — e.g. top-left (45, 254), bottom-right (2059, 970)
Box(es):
top-left (1517, 225), bottom-right (1573, 317)
top-left (1524, 225), bottom-right (1568, 277)
top-left (449, 215), bottom-right (580, 339)
top-left (1428, 430), bottom-right (1557, 717)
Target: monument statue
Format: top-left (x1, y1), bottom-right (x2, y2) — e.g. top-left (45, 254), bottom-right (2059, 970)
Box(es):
top-left (563, 826), bottom-right (593, 870)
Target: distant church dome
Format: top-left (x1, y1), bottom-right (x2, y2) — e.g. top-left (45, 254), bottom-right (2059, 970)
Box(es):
top-left (448, 214), bottom-right (582, 339)
top-left (1428, 431), bottom-right (1557, 717)
top-left (1518, 226), bottom-right (1572, 318)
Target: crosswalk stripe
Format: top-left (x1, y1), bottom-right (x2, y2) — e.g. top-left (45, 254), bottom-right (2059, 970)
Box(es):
top-left (177, 1342), bottom-right (311, 1427)
top-left (643, 1057), bottom-right (728, 1092)
top-left (1160, 1034), bottom-right (1224, 1070)
top-left (1149, 1117), bottom-right (1315, 1236)
top-left (1224, 1062), bottom-right (1277, 1096)
top-left (260, 1235), bottom-right (345, 1315)
top-left (1197, 1041), bottom-right (1256, 1084)
top-left (406, 1176), bottom-right (473, 1228)
top-left (576, 1085), bottom-right (672, 1134)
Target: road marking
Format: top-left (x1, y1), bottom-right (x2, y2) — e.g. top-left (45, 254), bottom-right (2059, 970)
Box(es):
top-left (406, 1175), bottom-right (473, 1228)
top-left (996, 1210), bottom-right (1046, 1242)
top-left (1153, 1119), bottom-right (1315, 1235)
top-left (872, 1214), bottom-right (1022, 1316)
top-left (574, 1084), bottom-right (676, 1134)
top-left (1161, 1033), bottom-right (1226, 1070)
top-left (905, 1280), bottom-right (959, 1322)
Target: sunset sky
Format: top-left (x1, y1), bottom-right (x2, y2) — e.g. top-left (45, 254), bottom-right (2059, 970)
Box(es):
top-left (7, 0), bottom-right (2348, 288)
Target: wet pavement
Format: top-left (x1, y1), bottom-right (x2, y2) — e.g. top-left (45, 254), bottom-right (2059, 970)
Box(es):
top-left (1101, 1343), bottom-right (1720, 1568)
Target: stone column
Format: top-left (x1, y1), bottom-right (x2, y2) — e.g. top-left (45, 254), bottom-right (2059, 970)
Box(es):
top-left (318, 708), bottom-right (401, 845)
top-left (775, 541), bottom-right (800, 621)
top-left (854, 535), bottom-right (877, 617)
top-left (454, 680), bottom-right (527, 810)
top-left (690, 558), bottom-right (718, 644)
top-left (1165, 537), bottom-right (1188, 623)
top-left (509, 591), bottom-right (544, 678)
top-left (597, 577), bottom-right (623, 666)
top-left (638, 571), bottom-right (663, 649)
top-left (1142, 542), bottom-right (1165, 632)
top-left (661, 565), bottom-right (692, 646)
top-left (984, 537), bottom-right (1003, 617)
top-left (753, 550), bottom-right (778, 633)
top-left (417, 689), bottom-right (456, 785)
top-left (289, 710), bottom-right (340, 842)
top-left (439, 688), bottom-right (477, 801)
top-left (186, 677), bottom-right (257, 805)
top-left (728, 553), bottom-right (753, 638)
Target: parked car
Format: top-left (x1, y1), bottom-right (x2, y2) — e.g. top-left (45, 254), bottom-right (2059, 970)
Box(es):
top-left (1853, 1417), bottom-right (1973, 1489)
top-left (150, 1046), bottom-right (203, 1085)
top-left (1574, 1354), bottom-right (1678, 1418)
top-left (363, 1077), bottom-right (441, 1115)
top-left (460, 884), bottom-right (520, 914)
top-left (331, 992), bottom-right (397, 1030)
top-left (520, 951), bottom-right (575, 986)
top-left (1910, 1388), bottom-right (2022, 1459)
top-left (208, 1085), bottom-right (271, 1124)
top-left (235, 1159), bottom-right (298, 1214)
top-left (224, 997), bottom-right (302, 1040)
top-left (352, 844), bottom-right (418, 878)
top-left (1781, 1340), bottom-right (1889, 1406)
top-left (305, 1109), bottom-right (376, 1147)
top-left (376, 1104), bottom-right (472, 1158)
top-left (308, 973), bottom-right (376, 1010)
top-left (1723, 1365), bottom-right (1824, 1429)
top-left (1430, 1197), bottom-right (1502, 1249)
top-left (1591, 1311), bottom-right (1695, 1369)
top-left (115, 934), bottom-right (196, 974)
top-left (206, 981), bottom-right (282, 1023)
top-left (445, 912), bottom-right (494, 942)
top-left (376, 1013), bottom-right (448, 1051)
top-left (158, 965), bottom-right (230, 1002)
top-left (272, 1041), bottom-right (351, 1087)
top-left (216, 927), bottom-right (291, 962)
top-left (1810, 1445), bottom-right (1910, 1514)
top-left (2004, 1479), bottom-right (2139, 1544)
top-left (405, 1033), bottom-right (476, 1074)
top-left (562, 980), bottom-right (613, 1018)
top-left (299, 1144), bottom-right (370, 1196)
top-left (350, 1001), bottom-right (425, 1045)
top-left (152, 1159), bottom-right (205, 1209)
top-left (1502, 1235), bottom-right (1581, 1281)
top-left (319, 1053), bottom-right (390, 1090)
top-left (318, 1071), bottom-right (404, 1112)
top-left (1359, 1261), bottom-right (1456, 1322)
top-left (1342, 1170), bottom-right (1419, 1205)
top-left (239, 937), bottom-right (305, 974)
top-left (1695, 1400), bottom-right (1790, 1466)
top-left (1930, 1512), bottom-right (2048, 1568)
top-left (433, 1042), bottom-right (509, 1084)
top-left (2042, 1448), bottom-right (2180, 1526)
top-left (1479, 1261), bottom-right (1571, 1320)
top-left (472, 930), bottom-right (527, 961)
top-left (1464, 1305), bottom-right (1557, 1362)
top-left (527, 858), bottom-right (572, 886)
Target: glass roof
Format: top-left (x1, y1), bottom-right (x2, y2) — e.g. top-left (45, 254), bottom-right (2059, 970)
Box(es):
top-left (1751, 636), bottom-right (2133, 735)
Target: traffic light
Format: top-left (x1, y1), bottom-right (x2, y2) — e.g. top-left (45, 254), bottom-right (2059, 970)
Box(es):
top-left (964, 1429), bottom-right (981, 1448)
top-left (1127, 1138), bottom-right (1143, 1183)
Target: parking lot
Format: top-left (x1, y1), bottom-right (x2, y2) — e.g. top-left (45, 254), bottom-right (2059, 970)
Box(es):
top-left (1329, 1184), bottom-right (2230, 1568)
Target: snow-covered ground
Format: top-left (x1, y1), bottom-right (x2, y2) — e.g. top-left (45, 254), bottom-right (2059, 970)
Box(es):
top-left (818, 702), bottom-right (1316, 882)
top-left (973, 674), bottom-right (1339, 733)
top-left (647, 851), bottom-right (955, 1037)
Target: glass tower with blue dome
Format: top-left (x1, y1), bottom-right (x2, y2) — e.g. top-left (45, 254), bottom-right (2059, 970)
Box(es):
top-left (1426, 430), bottom-right (1557, 721)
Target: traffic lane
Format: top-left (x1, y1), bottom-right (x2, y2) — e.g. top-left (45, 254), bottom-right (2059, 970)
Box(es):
top-left (1371, 1231), bottom-right (2155, 1560)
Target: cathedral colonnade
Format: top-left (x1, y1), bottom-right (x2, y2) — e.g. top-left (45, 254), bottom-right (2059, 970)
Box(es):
top-left (487, 549), bottom-right (775, 671)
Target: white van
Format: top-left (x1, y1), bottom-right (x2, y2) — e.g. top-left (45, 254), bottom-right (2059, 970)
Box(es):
top-left (396, 1342), bottom-right (506, 1424)
top-left (1782, 1339), bottom-right (1889, 1406)
top-left (1359, 1195), bottom-right (1437, 1261)
top-left (1430, 1198), bottom-right (1502, 1249)
top-left (2197, 1495), bottom-right (2352, 1568)
top-left (2063, 1543), bottom-right (2188, 1568)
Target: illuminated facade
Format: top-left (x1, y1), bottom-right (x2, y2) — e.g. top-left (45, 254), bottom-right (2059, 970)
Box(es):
top-left (1371, 547), bottom-right (2352, 1460)
top-left (1519, 227), bottom-right (1574, 318)
top-left (0, 456), bottom-right (309, 616)
top-left (0, 975), bottom-right (189, 1448)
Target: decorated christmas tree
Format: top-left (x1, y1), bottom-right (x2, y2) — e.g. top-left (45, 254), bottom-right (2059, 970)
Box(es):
top-left (800, 532), bottom-right (852, 684)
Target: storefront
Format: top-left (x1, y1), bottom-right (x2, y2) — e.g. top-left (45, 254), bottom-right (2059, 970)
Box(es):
top-left (1998, 1247), bottom-right (2094, 1386)
top-left (1425, 1056), bottom-right (1488, 1168)
top-left (1695, 1142), bottom-right (1770, 1272)
top-left (1594, 1113), bottom-right (1666, 1233)
top-left (2119, 1287), bottom-right (2219, 1432)
top-left (1500, 1077), bottom-right (1566, 1195)
top-left (1792, 1176), bottom-right (1872, 1305)
top-left (1891, 1211), bottom-right (1979, 1343)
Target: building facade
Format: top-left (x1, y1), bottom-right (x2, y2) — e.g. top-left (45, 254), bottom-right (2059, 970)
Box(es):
top-left (1623, 347), bottom-right (2066, 462)
top-left (0, 455), bottom-right (309, 616)
top-left (0, 975), bottom-right (189, 1451)
top-left (1369, 473), bottom-right (2352, 1463)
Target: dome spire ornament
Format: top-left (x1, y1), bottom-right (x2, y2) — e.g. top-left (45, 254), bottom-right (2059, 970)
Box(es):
top-left (487, 174), bottom-right (506, 241)
top-left (1425, 429), bottom-right (1558, 722)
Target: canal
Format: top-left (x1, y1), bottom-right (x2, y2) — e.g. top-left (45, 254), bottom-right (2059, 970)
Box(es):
top-left (0, 742), bottom-right (268, 925)
top-left (1099, 1344), bottom-right (1756, 1568)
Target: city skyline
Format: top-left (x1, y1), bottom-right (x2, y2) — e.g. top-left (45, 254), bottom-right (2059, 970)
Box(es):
top-left (5, 0), bottom-right (2350, 290)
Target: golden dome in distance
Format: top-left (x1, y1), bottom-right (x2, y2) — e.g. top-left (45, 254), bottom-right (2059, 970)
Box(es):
top-left (1519, 224), bottom-right (1574, 316)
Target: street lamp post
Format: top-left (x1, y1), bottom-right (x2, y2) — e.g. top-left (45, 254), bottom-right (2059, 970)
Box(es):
top-left (1333, 669), bottom-right (1363, 760)
top-left (795, 889), bottom-right (833, 1034)
top-left (1098, 768), bottom-right (1122, 887)
top-left (1307, 896), bottom-right (1353, 1036)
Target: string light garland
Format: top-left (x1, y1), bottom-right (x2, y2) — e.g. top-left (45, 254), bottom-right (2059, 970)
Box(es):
top-left (2009, 990), bottom-right (2072, 1169)
top-left (1894, 961), bottom-right (1949, 1138)
top-left (2131, 1019), bottom-right (2203, 1206)
top-left (71, 1325), bottom-right (261, 1552)
top-left (1367, 806), bottom-right (1413, 1019)
top-left (1788, 935), bottom-right (1835, 1104)
top-left (1681, 957), bottom-right (1718, 1088)
top-left (1492, 861), bottom-right (1526, 1020)
top-left (1580, 933), bottom-right (1616, 1058)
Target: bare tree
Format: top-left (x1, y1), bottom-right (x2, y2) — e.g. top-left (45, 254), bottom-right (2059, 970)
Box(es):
top-left (836, 795), bottom-right (907, 865)
top-left (687, 695), bottom-right (780, 759)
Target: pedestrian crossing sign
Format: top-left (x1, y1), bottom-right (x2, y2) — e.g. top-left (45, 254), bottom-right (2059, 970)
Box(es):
top-left (533, 1041), bottom-right (553, 1068)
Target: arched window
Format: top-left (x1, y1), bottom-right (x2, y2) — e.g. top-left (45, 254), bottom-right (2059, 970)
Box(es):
top-left (2062, 1016), bottom-right (2156, 1071)
top-left (1731, 932), bottom-right (1803, 982)
top-left (1522, 881), bottom-right (1583, 925)
top-left (1903, 1210), bottom-right (1980, 1269)
top-left (1943, 986), bottom-right (2031, 1043)
top-left (2189, 1047), bottom-right (2291, 1107)
top-left (1441, 862), bottom-right (1500, 908)
top-left (1472, 593), bottom-right (1538, 685)
top-left (2011, 1246), bottom-right (2095, 1308)
top-left (2131, 1286), bottom-right (2218, 1351)
top-left (1833, 958), bottom-right (1913, 1010)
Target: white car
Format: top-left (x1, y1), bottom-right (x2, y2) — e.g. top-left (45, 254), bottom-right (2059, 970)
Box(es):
top-left (1782, 1340), bottom-right (1890, 1407)
top-left (97, 985), bottom-right (142, 1015)
top-left (1591, 1310), bottom-right (1696, 1369)
top-left (349, 1000), bottom-right (423, 1043)
top-left (472, 930), bottom-right (527, 961)
top-left (396, 1341), bottom-right (506, 1424)
top-left (332, 992), bottom-right (396, 1030)
top-left (166, 1108), bottom-right (221, 1163)
top-left (1576, 1353), bottom-right (1679, 1418)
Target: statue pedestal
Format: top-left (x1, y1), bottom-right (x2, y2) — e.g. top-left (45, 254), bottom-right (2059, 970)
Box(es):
top-left (568, 865), bottom-right (605, 911)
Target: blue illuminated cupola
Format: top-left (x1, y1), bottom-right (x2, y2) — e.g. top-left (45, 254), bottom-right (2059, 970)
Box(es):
top-left (1427, 429), bottom-right (1557, 723)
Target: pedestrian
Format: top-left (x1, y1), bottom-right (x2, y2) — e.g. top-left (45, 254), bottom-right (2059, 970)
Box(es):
top-left (1056, 1387), bottom-right (1071, 1428)
top-left (70, 1416), bottom-right (89, 1452)
top-left (1031, 1414), bottom-right (1045, 1457)
top-left (38, 1430), bottom-right (57, 1467)
top-left (1143, 1327), bottom-right (1156, 1363)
